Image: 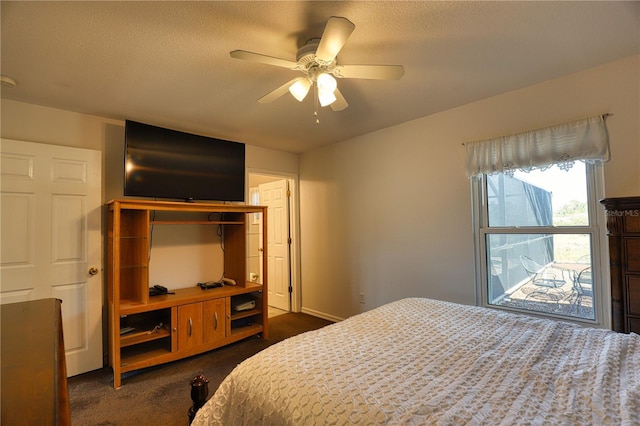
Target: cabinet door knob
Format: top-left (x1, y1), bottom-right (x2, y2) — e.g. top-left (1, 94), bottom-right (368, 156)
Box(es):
top-left (188, 318), bottom-right (193, 337)
top-left (88, 267), bottom-right (99, 276)
top-left (214, 312), bottom-right (218, 330)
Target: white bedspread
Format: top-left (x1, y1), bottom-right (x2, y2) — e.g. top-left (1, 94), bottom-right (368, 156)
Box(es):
top-left (193, 298), bottom-right (640, 425)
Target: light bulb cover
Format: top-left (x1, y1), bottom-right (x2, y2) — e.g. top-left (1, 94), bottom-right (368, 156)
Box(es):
top-left (316, 73), bottom-right (337, 93)
top-left (289, 78), bottom-right (311, 102)
top-left (318, 90), bottom-right (337, 107)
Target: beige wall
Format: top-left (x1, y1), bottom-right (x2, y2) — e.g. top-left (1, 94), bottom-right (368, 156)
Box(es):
top-left (1, 99), bottom-right (300, 290)
top-left (299, 55), bottom-right (640, 321)
top-left (1, 100), bottom-right (118, 151)
top-left (1, 100), bottom-right (299, 202)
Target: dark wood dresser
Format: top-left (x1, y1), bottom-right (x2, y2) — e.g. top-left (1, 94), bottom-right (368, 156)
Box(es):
top-left (1, 298), bottom-right (71, 425)
top-left (601, 197), bottom-right (640, 333)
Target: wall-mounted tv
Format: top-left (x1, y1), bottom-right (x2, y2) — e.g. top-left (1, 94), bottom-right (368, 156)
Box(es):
top-left (124, 120), bottom-right (245, 202)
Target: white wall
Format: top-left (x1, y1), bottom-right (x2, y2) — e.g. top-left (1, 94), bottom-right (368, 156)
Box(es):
top-left (299, 55), bottom-right (640, 321)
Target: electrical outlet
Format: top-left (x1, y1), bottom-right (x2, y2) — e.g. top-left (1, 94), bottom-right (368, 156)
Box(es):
top-left (359, 293), bottom-right (365, 304)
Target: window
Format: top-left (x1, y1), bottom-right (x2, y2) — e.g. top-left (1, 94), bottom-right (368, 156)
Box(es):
top-left (473, 162), bottom-right (604, 322)
top-left (466, 115), bottom-right (610, 325)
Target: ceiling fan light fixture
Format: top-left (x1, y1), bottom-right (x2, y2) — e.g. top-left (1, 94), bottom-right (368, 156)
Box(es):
top-left (318, 89), bottom-right (337, 107)
top-left (289, 78), bottom-right (311, 102)
top-left (316, 72), bottom-right (338, 106)
top-left (316, 72), bottom-right (337, 93)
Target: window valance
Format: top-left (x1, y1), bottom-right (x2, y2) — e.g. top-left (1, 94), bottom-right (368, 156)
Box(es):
top-left (465, 115), bottom-right (610, 177)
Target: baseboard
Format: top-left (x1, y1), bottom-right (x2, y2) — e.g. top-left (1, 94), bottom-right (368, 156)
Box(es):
top-left (300, 307), bottom-right (344, 323)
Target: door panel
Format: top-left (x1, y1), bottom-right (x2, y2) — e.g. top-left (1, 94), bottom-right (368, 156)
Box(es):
top-left (0, 139), bottom-right (102, 376)
top-left (53, 283), bottom-right (86, 353)
top-left (0, 192), bottom-right (36, 300)
top-left (259, 179), bottom-right (290, 311)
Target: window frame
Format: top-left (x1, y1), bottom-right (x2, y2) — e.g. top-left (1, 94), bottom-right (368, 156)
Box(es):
top-left (471, 162), bottom-right (610, 328)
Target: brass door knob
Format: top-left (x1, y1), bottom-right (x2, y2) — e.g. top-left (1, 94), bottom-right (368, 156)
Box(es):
top-left (88, 267), bottom-right (99, 276)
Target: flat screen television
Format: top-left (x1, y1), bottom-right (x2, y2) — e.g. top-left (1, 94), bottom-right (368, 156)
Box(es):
top-left (124, 120), bottom-right (245, 202)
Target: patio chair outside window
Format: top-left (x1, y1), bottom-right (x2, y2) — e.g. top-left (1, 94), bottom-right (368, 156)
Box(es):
top-left (574, 265), bottom-right (593, 303)
top-left (520, 255), bottom-right (565, 288)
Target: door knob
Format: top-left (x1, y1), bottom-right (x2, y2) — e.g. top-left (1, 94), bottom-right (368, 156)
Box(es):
top-left (88, 267), bottom-right (99, 276)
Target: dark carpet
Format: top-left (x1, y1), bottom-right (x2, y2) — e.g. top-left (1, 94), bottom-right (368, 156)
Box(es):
top-left (68, 313), bottom-right (333, 425)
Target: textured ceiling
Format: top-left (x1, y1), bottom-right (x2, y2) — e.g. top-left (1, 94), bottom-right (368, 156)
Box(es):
top-left (1, 1), bottom-right (638, 153)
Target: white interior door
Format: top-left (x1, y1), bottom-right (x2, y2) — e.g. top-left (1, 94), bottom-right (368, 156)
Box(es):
top-left (259, 179), bottom-right (290, 311)
top-left (0, 139), bottom-right (103, 377)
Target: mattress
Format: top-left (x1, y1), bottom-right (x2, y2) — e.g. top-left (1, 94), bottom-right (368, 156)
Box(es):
top-left (192, 298), bottom-right (640, 425)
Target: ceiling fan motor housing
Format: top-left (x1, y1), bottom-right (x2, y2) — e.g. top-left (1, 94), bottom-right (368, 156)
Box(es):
top-left (296, 38), bottom-right (337, 81)
top-left (296, 38), bottom-right (320, 64)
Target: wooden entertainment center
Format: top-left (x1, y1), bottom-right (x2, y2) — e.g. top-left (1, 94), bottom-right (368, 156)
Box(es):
top-left (107, 199), bottom-right (268, 388)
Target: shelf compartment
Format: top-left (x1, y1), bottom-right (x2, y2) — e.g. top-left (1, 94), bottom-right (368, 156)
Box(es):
top-left (150, 210), bottom-right (245, 225)
top-left (120, 209), bottom-right (149, 238)
top-left (120, 327), bottom-right (171, 348)
top-left (120, 309), bottom-right (171, 348)
top-left (119, 237), bottom-right (148, 268)
top-left (230, 323), bottom-right (263, 338)
top-left (231, 308), bottom-right (262, 321)
top-left (119, 266), bottom-right (148, 303)
top-left (151, 220), bottom-right (244, 226)
top-left (120, 339), bottom-right (172, 369)
top-left (230, 292), bottom-right (262, 331)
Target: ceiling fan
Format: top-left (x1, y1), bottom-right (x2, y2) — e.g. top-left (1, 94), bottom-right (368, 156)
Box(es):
top-left (230, 16), bottom-right (404, 114)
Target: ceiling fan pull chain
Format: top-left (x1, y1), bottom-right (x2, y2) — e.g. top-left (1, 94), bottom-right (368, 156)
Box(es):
top-left (314, 83), bottom-right (320, 124)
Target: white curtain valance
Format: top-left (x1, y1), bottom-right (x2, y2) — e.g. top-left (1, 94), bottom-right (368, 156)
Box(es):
top-left (465, 115), bottom-right (610, 177)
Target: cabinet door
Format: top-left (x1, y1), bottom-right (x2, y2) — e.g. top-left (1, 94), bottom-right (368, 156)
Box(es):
top-left (177, 303), bottom-right (203, 352)
top-left (627, 275), bottom-right (640, 317)
top-left (626, 238), bottom-right (640, 272)
top-left (203, 298), bottom-right (227, 344)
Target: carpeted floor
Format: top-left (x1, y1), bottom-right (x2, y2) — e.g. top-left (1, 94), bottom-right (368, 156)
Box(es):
top-left (68, 312), bottom-right (333, 425)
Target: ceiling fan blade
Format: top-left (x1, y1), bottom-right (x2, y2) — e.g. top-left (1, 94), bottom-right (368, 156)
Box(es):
top-left (334, 64), bottom-right (405, 80)
top-left (230, 50), bottom-right (298, 69)
top-left (257, 78), bottom-right (299, 103)
top-left (330, 89), bottom-right (349, 111)
top-left (315, 17), bottom-right (355, 64)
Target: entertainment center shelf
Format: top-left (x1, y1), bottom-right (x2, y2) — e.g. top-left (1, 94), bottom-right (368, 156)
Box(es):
top-left (118, 283), bottom-right (264, 313)
top-left (107, 199), bottom-right (268, 388)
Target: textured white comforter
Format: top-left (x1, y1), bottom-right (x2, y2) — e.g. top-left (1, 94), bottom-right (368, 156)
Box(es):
top-left (193, 298), bottom-right (640, 425)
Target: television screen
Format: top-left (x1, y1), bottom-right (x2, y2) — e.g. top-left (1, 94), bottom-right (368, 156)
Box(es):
top-left (124, 120), bottom-right (245, 202)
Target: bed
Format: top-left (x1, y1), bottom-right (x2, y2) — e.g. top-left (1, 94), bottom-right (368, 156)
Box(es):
top-left (192, 298), bottom-right (640, 425)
